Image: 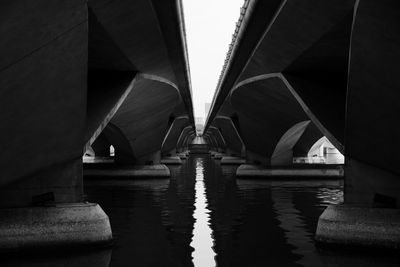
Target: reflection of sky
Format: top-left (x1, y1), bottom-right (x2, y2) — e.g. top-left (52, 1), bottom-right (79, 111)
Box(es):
top-left (191, 158), bottom-right (216, 267)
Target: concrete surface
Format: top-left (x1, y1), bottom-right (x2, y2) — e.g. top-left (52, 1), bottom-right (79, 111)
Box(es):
top-left (161, 116), bottom-right (190, 156)
top-left (316, 204), bottom-right (400, 249)
top-left (0, 203), bottom-right (112, 251)
top-left (84, 164), bottom-right (170, 178)
top-left (213, 153), bottom-right (226, 160)
top-left (221, 156), bottom-right (246, 165)
top-left (236, 164), bottom-right (344, 178)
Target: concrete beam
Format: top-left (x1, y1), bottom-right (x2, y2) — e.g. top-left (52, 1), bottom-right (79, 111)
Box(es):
top-left (208, 126), bottom-right (227, 149)
top-left (108, 74), bottom-right (181, 164)
top-left (161, 116), bottom-right (189, 156)
top-left (212, 116), bottom-right (245, 157)
top-left (230, 75), bottom-right (326, 165)
top-left (176, 126), bottom-right (195, 151)
top-left (88, 0), bottom-right (194, 124)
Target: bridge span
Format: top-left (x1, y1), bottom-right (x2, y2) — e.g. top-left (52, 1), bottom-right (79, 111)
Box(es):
top-left (0, 0), bottom-right (400, 255)
top-left (204, 0), bottom-right (400, 249)
top-left (0, 0), bottom-right (196, 250)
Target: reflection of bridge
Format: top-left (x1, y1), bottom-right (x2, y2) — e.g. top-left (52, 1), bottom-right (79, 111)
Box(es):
top-left (203, 0), bottom-right (400, 249)
top-left (1, 0), bottom-right (400, 252)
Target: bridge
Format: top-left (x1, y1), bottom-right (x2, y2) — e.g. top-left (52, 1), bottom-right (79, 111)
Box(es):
top-left (0, 0), bottom-right (195, 250)
top-left (0, 0), bottom-right (399, 252)
top-left (203, 0), bottom-right (400, 248)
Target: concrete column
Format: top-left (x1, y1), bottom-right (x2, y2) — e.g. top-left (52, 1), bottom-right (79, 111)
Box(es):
top-left (0, 1), bottom-right (112, 251)
top-left (316, 0), bottom-right (400, 249)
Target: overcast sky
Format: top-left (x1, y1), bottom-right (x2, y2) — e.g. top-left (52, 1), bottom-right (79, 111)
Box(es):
top-left (183, 0), bottom-right (244, 121)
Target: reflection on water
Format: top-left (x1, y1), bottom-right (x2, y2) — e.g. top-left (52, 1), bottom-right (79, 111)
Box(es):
top-left (271, 189), bottom-right (322, 266)
top-left (316, 187), bottom-right (343, 206)
top-left (3, 155), bottom-right (400, 266)
top-left (191, 158), bottom-right (216, 267)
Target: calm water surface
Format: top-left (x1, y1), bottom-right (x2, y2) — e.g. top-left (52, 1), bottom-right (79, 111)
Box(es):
top-left (3, 155), bottom-right (400, 266)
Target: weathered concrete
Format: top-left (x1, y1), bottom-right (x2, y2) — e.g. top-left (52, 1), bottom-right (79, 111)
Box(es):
top-left (0, 203), bottom-right (112, 251)
top-left (84, 164), bottom-right (170, 178)
top-left (221, 156), bottom-right (246, 165)
top-left (236, 164), bottom-right (344, 178)
top-left (316, 205), bottom-right (400, 249)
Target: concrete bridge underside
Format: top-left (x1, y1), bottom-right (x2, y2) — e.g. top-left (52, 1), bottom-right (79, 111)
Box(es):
top-left (0, 0), bottom-right (195, 250)
top-left (204, 0), bottom-right (400, 248)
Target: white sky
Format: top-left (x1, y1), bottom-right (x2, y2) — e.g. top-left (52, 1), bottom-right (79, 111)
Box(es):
top-left (183, 0), bottom-right (244, 121)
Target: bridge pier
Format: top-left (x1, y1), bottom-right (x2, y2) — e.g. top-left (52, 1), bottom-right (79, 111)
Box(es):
top-left (0, 203), bottom-right (111, 252)
top-left (316, 158), bottom-right (400, 249)
top-left (0, 1), bottom-right (114, 251)
top-left (316, 0), bottom-right (400, 249)
top-left (0, 160), bottom-right (112, 251)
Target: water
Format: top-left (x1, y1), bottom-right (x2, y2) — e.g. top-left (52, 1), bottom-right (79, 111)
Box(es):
top-left (3, 155), bottom-right (400, 266)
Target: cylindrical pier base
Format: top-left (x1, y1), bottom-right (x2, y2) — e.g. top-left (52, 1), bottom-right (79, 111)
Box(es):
top-left (315, 204), bottom-right (400, 249)
top-left (0, 203), bottom-right (112, 251)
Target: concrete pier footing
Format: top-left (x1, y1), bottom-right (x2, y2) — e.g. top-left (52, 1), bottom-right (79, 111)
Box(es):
top-left (0, 203), bottom-right (112, 251)
top-left (189, 144), bottom-right (209, 154)
top-left (84, 164), bottom-right (170, 178)
top-left (209, 151), bottom-right (218, 157)
top-left (236, 164), bottom-right (344, 178)
top-left (220, 156), bottom-right (246, 165)
top-left (315, 205), bottom-right (400, 249)
top-left (213, 153), bottom-right (226, 160)
top-left (161, 156), bottom-right (182, 165)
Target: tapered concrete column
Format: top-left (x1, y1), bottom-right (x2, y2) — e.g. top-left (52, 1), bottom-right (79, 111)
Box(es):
top-left (316, 0), bottom-right (400, 249)
top-left (0, 1), bottom-right (112, 251)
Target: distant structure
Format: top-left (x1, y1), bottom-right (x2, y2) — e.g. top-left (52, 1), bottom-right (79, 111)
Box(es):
top-left (205, 103), bottom-right (211, 119)
top-left (293, 137), bottom-right (344, 164)
top-left (195, 117), bottom-right (204, 135)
